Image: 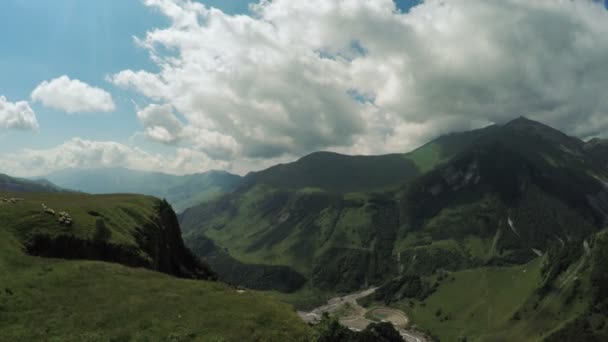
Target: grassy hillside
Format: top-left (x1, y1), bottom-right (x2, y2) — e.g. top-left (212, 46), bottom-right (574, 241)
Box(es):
top-left (362, 255), bottom-right (587, 341)
top-left (363, 229), bottom-right (608, 342)
top-left (0, 191), bottom-right (215, 279)
top-left (0, 191), bottom-right (310, 341)
top-left (44, 168), bottom-right (242, 213)
top-left (181, 187), bottom-right (404, 294)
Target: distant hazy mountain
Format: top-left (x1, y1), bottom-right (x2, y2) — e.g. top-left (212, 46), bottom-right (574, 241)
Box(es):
top-left (181, 117), bottom-right (608, 341)
top-left (0, 173), bottom-right (64, 193)
top-left (44, 168), bottom-right (242, 212)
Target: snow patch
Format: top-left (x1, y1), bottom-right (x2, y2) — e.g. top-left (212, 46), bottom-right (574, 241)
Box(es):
top-left (584, 240), bottom-right (591, 256)
top-left (508, 216), bottom-right (520, 237)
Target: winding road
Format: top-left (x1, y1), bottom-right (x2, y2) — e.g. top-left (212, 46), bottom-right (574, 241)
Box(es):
top-left (298, 288), bottom-right (428, 342)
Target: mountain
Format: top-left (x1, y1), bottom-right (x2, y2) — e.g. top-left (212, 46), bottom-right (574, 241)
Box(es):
top-left (238, 124), bottom-right (500, 194)
top-left (177, 123), bottom-right (505, 293)
top-left (180, 117), bottom-right (608, 341)
top-left (43, 167), bottom-right (242, 213)
top-left (585, 137), bottom-right (608, 169)
top-left (0, 173), bottom-right (65, 193)
top-left (0, 190), bottom-right (310, 341)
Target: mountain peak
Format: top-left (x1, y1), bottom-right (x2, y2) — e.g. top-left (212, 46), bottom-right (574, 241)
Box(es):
top-left (501, 116), bottom-right (583, 148)
top-left (504, 116), bottom-right (545, 127)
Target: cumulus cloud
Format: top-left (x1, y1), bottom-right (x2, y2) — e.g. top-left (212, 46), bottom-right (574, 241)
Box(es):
top-left (31, 75), bottom-right (115, 113)
top-left (0, 96), bottom-right (39, 130)
top-left (110, 0), bottom-right (608, 162)
top-left (0, 138), bottom-right (227, 177)
top-left (137, 104), bottom-right (184, 144)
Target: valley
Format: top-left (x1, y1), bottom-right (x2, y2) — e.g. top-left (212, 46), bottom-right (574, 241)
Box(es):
top-left (179, 118), bottom-right (608, 341)
top-left (3, 1), bottom-right (608, 340)
top-left (3, 117), bottom-right (608, 341)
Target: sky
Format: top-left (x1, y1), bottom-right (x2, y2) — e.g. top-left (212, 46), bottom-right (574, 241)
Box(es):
top-left (1, 0), bottom-right (607, 177)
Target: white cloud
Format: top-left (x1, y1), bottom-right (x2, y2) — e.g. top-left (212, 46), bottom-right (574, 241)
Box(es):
top-left (0, 138), bottom-right (227, 177)
top-left (0, 96), bottom-right (39, 131)
top-left (137, 104), bottom-right (184, 144)
top-left (31, 75), bottom-right (115, 113)
top-left (108, 0), bottom-right (608, 162)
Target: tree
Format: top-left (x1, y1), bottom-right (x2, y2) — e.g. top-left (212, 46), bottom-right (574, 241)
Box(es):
top-left (362, 322), bottom-right (404, 342)
top-left (311, 313), bottom-right (405, 342)
top-left (93, 217), bottom-right (111, 242)
top-left (311, 313), bottom-right (353, 342)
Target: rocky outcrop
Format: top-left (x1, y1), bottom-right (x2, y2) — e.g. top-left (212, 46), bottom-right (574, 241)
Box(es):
top-left (26, 199), bottom-right (216, 280)
top-left (135, 199), bottom-right (216, 279)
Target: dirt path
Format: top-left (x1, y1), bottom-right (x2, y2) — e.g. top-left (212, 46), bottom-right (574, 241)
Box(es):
top-left (297, 288), bottom-right (428, 342)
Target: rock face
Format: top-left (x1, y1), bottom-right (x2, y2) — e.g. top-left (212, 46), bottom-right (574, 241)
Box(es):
top-left (138, 200), bottom-right (216, 279)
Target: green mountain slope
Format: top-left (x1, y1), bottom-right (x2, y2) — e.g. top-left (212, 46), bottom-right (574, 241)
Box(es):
top-left (44, 167), bottom-right (242, 212)
top-left (179, 125), bottom-right (499, 293)
top-left (179, 117), bottom-right (608, 340)
top-left (0, 191), bottom-right (310, 341)
top-left (242, 151), bottom-right (419, 193)
top-left (585, 137), bottom-right (608, 170)
top-left (238, 124), bottom-right (499, 194)
top-left (364, 230), bottom-right (608, 342)
top-left (0, 173), bottom-right (64, 193)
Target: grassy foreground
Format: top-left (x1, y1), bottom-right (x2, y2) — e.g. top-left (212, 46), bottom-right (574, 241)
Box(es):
top-left (0, 192), bottom-right (310, 342)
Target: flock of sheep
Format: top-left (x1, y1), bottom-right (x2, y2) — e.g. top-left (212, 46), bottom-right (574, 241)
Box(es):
top-left (0, 196), bottom-right (74, 226)
top-left (41, 203), bottom-right (73, 226)
top-left (0, 197), bottom-right (24, 204)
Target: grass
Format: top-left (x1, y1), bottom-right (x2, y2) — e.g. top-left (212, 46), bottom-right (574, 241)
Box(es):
top-left (0, 192), bottom-right (310, 341)
top-left (404, 142), bottom-right (442, 173)
top-left (405, 259), bottom-right (543, 340)
top-left (379, 257), bottom-right (589, 342)
top-left (0, 254), bottom-right (310, 341)
top-left (196, 185), bottom-right (378, 276)
top-left (0, 191), bottom-right (159, 248)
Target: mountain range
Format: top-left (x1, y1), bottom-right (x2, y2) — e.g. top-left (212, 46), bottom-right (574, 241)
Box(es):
top-left (0, 173), bottom-right (65, 193)
top-left (42, 167), bottom-right (242, 213)
top-left (179, 117), bottom-right (608, 341)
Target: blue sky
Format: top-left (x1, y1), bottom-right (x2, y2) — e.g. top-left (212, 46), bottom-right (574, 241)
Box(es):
top-left (0, 0), bottom-right (265, 154)
top-left (0, 0), bottom-right (420, 159)
top-left (1, 0), bottom-right (607, 176)
top-left (0, 1), bottom-right (158, 152)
